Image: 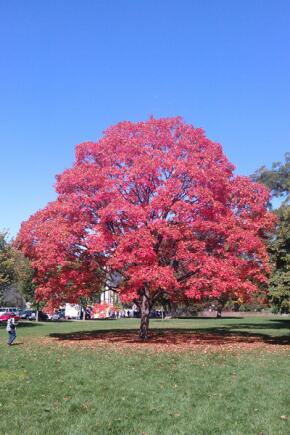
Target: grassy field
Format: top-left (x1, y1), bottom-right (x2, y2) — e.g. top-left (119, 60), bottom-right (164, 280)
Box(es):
top-left (0, 317), bottom-right (289, 435)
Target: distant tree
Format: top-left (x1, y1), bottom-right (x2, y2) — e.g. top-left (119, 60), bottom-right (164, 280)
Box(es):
top-left (252, 153), bottom-right (290, 204)
top-left (0, 231), bottom-right (34, 306)
top-left (252, 154), bottom-right (290, 313)
top-left (12, 248), bottom-right (35, 305)
top-left (17, 117), bottom-right (275, 338)
top-left (0, 232), bottom-right (15, 303)
top-left (268, 205), bottom-right (290, 313)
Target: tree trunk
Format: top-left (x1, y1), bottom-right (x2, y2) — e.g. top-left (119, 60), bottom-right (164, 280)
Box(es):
top-left (36, 303), bottom-right (39, 322)
top-left (216, 301), bottom-right (224, 318)
top-left (139, 290), bottom-right (150, 339)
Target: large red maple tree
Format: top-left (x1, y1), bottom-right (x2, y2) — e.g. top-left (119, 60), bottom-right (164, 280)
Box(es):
top-left (17, 117), bottom-right (275, 338)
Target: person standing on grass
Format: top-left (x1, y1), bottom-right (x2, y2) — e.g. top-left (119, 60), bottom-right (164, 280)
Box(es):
top-left (6, 317), bottom-right (17, 346)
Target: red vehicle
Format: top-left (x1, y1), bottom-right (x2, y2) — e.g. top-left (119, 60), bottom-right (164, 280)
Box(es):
top-left (0, 312), bottom-right (20, 322)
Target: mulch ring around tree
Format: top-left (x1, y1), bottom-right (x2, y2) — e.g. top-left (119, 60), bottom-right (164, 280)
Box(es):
top-left (38, 330), bottom-right (290, 353)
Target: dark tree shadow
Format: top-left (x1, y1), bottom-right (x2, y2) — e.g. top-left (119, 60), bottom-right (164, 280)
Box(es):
top-left (15, 320), bottom-right (75, 327)
top-left (49, 319), bottom-right (290, 346)
top-left (17, 322), bottom-right (43, 328)
top-left (46, 320), bottom-right (74, 323)
top-left (175, 316), bottom-right (246, 320)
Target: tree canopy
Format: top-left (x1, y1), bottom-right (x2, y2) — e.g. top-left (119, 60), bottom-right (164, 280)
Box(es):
top-left (17, 117), bottom-right (275, 337)
top-left (252, 153), bottom-right (290, 313)
top-left (0, 232), bottom-right (15, 302)
top-left (252, 153), bottom-right (290, 204)
top-left (0, 231), bottom-right (33, 305)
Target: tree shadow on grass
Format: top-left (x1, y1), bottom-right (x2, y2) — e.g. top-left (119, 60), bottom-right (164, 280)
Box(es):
top-left (184, 326), bottom-right (289, 345)
top-left (49, 320), bottom-right (290, 347)
top-left (17, 320), bottom-right (75, 327)
top-left (175, 316), bottom-right (246, 320)
top-left (190, 319), bottom-right (290, 331)
top-left (18, 322), bottom-right (42, 328)
top-left (0, 322), bottom-right (42, 329)
top-left (47, 320), bottom-right (74, 323)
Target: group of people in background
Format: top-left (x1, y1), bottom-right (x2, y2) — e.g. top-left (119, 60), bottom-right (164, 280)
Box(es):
top-left (109, 309), bottom-right (138, 319)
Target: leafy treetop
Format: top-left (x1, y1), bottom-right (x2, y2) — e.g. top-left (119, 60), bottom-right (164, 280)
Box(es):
top-left (17, 117), bottom-right (275, 336)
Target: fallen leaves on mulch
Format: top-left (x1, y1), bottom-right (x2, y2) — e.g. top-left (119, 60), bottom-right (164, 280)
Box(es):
top-left (37, 331), bottom-right (290, 353)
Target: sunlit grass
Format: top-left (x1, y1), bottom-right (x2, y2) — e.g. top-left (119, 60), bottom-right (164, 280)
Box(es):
top-left (0, 317), bottom-right (289, 435)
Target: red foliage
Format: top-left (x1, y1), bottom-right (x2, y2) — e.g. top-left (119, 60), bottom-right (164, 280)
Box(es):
top-left (16, 117), bottom-right (275, 314)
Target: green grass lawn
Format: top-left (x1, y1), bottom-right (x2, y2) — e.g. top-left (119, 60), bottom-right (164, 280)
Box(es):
top-left (0, 317), bottom-right (289, 435)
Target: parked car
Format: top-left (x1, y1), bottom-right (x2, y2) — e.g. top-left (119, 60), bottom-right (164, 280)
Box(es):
top-left (36, 311), bottom-right (49, 321)
top-left (0, 307), bottom-right (22, 316)
top-left (50, 311), bottom-right (64, 320)
top-left (0, 312), bottom-right (20, 322)
top-left (28, 311), bottom-right (49, 321)
top-left (19, 310), bottom-right (34, 320)
top-left (18, 310), bottom-right (48, 321)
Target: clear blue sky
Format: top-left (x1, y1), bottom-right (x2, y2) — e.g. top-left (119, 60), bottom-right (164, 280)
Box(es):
top-left (0, 0), bottom-right (289, 237)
